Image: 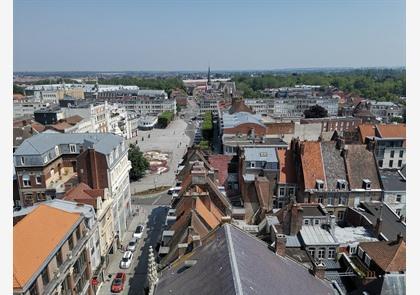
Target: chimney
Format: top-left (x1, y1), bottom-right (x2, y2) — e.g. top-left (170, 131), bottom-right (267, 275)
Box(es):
top-left (396, 232), bottom-right (404, 243)
top-left (177, 243), bottom-right (188, 258)
top-left (289, 204), bottom-right (303, 235)
top-left (221, 216), bottom-right (232, 224)
top-left (312, 261), bottom-right (326, 280)
top-left (374, 217), bottom-right (382, 237)
top-left (341, 145), bottom-right (349, 158)
top-left (275, 234), bottom-right (287, 257)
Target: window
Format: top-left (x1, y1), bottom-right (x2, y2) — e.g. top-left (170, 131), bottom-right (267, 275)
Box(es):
top-left (56, 249), bottom-right (63, 267)
top-left (44, 155), bottom-right (48, 164)
top-left (55, 145), bottom-right (59, 156)
top-left (22, 175), bottom-right (31, 187)
top-left (398, 160), bottom-right (402, 167)
top-left (68, 235), bottom-right (74, 251)
top-left (390, 150), bottom-right (395, 158)
top-left (288, 188), bottom-right (295, 196)
top-left (349, 246), bottom-right (357, 255)
top-left (304, 219), bottom-right (310, 225)
top-left (389, 160), bottom-right (393, 167)
top-left (308, 248), bottom-right (315, 258)
top-left (318, 249), bottom-right (325, 259)
top-left (357, 247), bottom-right (364, 259)
top-left (399, 150), bottom-right (404, 158)
top-left (314, 219), bottom-right (320, 225)
top-left (337, 211), bottom-right (344, 220)
top-left (279, 188), bottom-right (285, 196)
top-left (316, 180), bottom-right (324, 190)
top-left (328, 248), bottom-right (336, 259)
top-left (28, 282), bottom-right (39, 295)
top-left (35, 175), bottom-right (42, 185)
top-left (327, 197), bottom-right (334, 206)
top-left (396, 209), bottom-right (402, 216)
top-left (396, 195), bottom-right (402, 202)
top-left (339, 196), bottom-right (347, 205)
top-left (69, 144), bottom-right (77, 153)
top-left (41, 268), bottom-right (49, 286)
top-left (250, 162), bottom-right (256, 168)
top-left (20, 157), bottom-right (25, 165)
top-left (317, 197), bottom-right (323, 204)
top-left (378, 160), bottom-right (383, 168)
top-left (364, 254), bottom-right (371, 267)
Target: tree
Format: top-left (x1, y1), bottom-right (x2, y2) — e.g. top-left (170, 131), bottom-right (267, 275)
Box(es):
top-left (13, 84), bottom-right (25, 95)
top-left (157, 111), bottom-right (174, 128)
top-left (201, 112), bottom-right (213, 141)
top-left (128, 144), bottom-right (149, 181)
top-left (304, 105), bottom-right (328, 118)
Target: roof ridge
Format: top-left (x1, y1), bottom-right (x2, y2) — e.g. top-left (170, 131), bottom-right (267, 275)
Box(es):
top-left (318, 141), bottom-right (328, 189)
top-left (225, 225), bottom-right (244, 295)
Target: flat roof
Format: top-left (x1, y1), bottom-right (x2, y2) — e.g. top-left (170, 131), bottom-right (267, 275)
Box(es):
top-left (299, 226), bottom-right (338, 246)
top-left (244, 147), bottom-right (278, 162)
top-left (334, 226), bottom-right (378, 245)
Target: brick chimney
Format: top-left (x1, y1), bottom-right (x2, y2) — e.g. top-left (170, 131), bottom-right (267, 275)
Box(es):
top-left (312, 261), bottom-right (326, 280)
top-left (191, 162), bottom-right (207, 185)
top-left (275, 234), bottom-right (287, 257)
top-left (289, 203), bottom-right (303, 235)
top-left (221, 216), bottom-right (232, 224)
top-left (396, 232), bottom-right (404, 243)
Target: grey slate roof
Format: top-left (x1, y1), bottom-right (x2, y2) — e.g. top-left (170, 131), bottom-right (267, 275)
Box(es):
top-left (14, 132), bottom-right (123, 156)
top-left (320, 142), bottom-right (347, 190)
top-left (244, 147), bottom-right (278, 163)
top-left (299, 226), bottom-right (338, 246)
top-left (155, 224), bottom-right (335, 295)
top-left (359, 201), bottom-right (406, 241)
top-left (349, 274), bottom-right (405, 295)
top-left (345, 145), bottom-right (381, 190)
top-left (380, 169), bottom-right (406, 192)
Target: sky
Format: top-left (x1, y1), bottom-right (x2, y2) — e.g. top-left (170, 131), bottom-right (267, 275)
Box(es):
top-left (13, 0), bottom-right (406, 72)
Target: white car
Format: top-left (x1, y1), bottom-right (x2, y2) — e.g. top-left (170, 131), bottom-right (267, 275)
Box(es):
top-left (133, 225), bottom-right (144, 239)
top-left (127, 238), bottom-right (137, 252)
top-left (120, 251), bottom-right (133, 269)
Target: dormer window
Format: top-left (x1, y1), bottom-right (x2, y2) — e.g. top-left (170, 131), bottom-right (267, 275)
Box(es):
top-left (259, 152), bottom-right (267, 157)
top-left (20, 157), bottom-right (25, 165)
top-left (55, 145), bottom-right (59, 156)
top-left (337, 179), bottom-right (346, 190)
top-left (363, 179), bottom-right (371, 190)
top-left (69, 144), bottom-right (77, 153)
top-left (316, 179), bottom-right (324, 190)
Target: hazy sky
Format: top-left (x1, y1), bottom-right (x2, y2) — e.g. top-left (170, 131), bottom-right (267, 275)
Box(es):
top-left (14, 0), bottom-right (406, 71)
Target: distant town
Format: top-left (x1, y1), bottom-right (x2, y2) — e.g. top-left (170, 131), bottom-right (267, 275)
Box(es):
top-left (13, 67), bottom-right (406, 295)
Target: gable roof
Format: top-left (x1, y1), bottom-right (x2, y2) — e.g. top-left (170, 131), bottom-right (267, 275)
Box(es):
top-left (320, 141), bottom-right (347, 190)
top-left (376, 124), bottom-right (406, 139)
top-left (13, 205), bottom-right (81, 290)
top-left (359, 240), bottom-right (406, 273)
top-left (277, 149), bottom-right (297, 184)
top-left (358, 124), bottom-right (376, 142)
top-left (155, 224), bottom-right (335, 295)
top-left (63, 182), bottom-right (104, 208)
top-left (345, 145), bottom-right (381, 190)
top-left (208, 155), bottom-right (232, 187)
top-left (228, 98), bottom-right (254, 114)
top-left (300, 141), bottom-right (326, 190)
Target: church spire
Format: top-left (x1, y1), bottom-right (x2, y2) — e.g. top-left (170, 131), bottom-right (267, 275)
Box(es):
top-left (207, 66), bottom-right (211, 85)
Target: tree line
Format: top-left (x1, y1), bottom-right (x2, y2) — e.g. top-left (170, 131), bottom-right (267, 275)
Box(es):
top-left (233, 69), bottom-right (405, 102)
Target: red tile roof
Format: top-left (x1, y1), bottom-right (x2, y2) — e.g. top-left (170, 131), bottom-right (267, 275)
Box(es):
top-left (359, 124), bottom-right (376, 142)
top-left (31, 122), bottom-right (45, 133)
top-left (277, 149), bottom-right (297, 184)
top-left (359, 239), bottom-right (406, 273)
top-left (376, 124), bottom-right (406, 139)
top-left (300, 141), bottom-right (326, 190)
top-left (65, 115), bottom-right (83, 125)
top-left (63, 182), bottom-right (104, 209)
top-left (208, 155), bottom-right (232, 187)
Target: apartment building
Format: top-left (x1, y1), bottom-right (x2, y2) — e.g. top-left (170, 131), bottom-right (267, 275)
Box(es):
top-left (13, 99), bottom-right (52, 119)
top-left (300, 117), bottom-right (362, 132)
top-left (274, 96), bottom-right (339, 118)
top-left (118, 97), bottom-right (176, 116)
top-left (13, 132), bottom-right (132, 236)
top-left (359, 123), bottom-right (406, 169)
top-left (62, 102), bottom-right (109, 133)
top-left (25, 84), bottom-right (85, 100)
top-left (13, 205), bottom-right (95, 295)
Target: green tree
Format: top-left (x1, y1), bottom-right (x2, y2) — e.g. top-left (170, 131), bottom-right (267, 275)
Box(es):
top-left (201, 112), bottom-right (213, 141)
top-left (304, 105), bottom-right (328, 118)
top-left (128, 144), bottom-right (149, 181)
top-left (13, 84), bottom-right (25, 94)
top-left (157, 111), bottom-right (174, 128)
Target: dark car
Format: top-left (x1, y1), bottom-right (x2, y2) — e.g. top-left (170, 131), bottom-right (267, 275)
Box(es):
top-left (111, 272), bottom-right (126, 293)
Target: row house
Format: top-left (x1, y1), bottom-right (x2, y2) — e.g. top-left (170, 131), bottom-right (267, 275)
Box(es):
top-left (358, 123), bottom-right (406, 169)
top-left (159, 161), bottom-right (232, 266)
top-left (294, 139), bottom-right (382, 221)
top-left (379, 167), bottom-right (406, 217)
top-left (300, 116), bottom-right (362, 132)
top-left (13, 205), bottom-right (95, 295)
top-left (13, 132), bottom-right (132, 237)
top-left (62, 102), bottom-right (109, 133)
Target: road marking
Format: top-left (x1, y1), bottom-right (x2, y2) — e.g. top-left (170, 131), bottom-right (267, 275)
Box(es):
top-left (152, 194), bottom-right (164, 205)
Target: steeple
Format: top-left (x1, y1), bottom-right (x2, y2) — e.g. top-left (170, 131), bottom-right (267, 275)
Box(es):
top-left (207, 66), bottom-right (211, 85)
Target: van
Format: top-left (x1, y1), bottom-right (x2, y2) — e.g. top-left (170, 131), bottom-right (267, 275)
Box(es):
top-left (167, 186), bottom-right (181, 195)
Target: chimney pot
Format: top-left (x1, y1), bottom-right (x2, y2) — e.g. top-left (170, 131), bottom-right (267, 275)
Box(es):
top-left (312, 261), bottom-right (326, 280)
top-left (275, 234), bottom-right (287, 257)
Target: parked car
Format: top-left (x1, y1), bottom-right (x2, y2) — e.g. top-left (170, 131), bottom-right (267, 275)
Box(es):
top-left (127, 238), bottom-right (137, 252)
top-left (111, 272), bottom-right (126, 293)
top-left (133, 225), bottom-right (144, 239)
top-left (120, 251), bottom-right (133, 269)
top-left (168, 187), bottom-right (181, 195)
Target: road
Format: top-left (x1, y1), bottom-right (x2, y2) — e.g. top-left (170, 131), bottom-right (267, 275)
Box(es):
top-left (98, 193), bottom-right (172, 295)
top-left (98, 100), bottom-right (199, 294)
